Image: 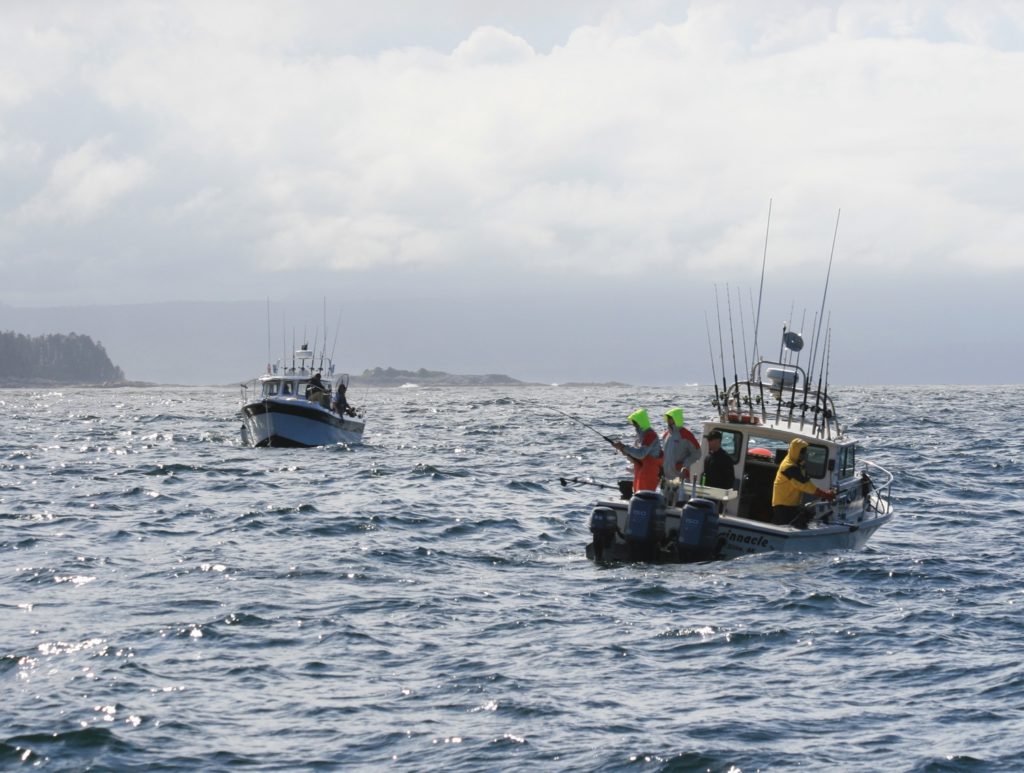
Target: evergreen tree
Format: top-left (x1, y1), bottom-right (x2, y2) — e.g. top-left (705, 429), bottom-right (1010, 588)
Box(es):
top-left (0, 331), bottom-right (125, 383)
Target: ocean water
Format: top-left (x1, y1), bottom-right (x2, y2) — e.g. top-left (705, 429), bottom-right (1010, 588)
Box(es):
top-left (2, 384), bottom-right (1023, 771)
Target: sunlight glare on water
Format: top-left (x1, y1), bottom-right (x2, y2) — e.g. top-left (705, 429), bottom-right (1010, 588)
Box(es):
top-left (2, 384), bottom-right (1024, 770)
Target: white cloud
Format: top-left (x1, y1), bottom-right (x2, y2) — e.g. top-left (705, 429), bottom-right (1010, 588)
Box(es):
top-left (13, 138), bottom-right (150, 225)
top-left (452, 26), bottom-right (535, 66)
top-left (1, 0), bottom-right (1024, 307)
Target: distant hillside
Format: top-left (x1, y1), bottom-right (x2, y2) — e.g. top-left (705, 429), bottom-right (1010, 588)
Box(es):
top-left (0, 331), bottom-right (125, 386)
top-left (351, 366), bottom-right (529, 387)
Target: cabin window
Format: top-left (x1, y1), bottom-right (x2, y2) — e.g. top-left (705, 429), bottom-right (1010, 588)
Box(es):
top-left (263, 382), bottom-right (280, 397)
top-left (743, 433), bottom-right (829, 478)
top-left (804, 444), bottom-right (829, 479)
top-left (838, 445), bottom-right (857, 480)
top-left (718, 429), bottom-right (742, 463)
top-left (282, 382), bottom-right (293, 396)
top-left (745, 434), bottom-right (790, 464)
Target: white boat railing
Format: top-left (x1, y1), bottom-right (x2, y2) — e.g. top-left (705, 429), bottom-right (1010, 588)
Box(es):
top-left (861, 460), bottom-right (894, 516)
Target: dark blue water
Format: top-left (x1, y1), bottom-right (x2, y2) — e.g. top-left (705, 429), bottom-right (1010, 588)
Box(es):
top-left (2, 384), bottom-right (1023, 771)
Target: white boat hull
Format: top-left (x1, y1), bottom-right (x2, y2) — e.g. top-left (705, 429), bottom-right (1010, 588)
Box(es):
top-left (585, 499), bottom-right (892, 563)
top-left (241, 398), bottom-right (364, 448)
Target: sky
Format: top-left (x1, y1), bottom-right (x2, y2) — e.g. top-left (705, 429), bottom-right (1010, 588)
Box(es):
top-left (1, 1), bottom-right (1023, 385)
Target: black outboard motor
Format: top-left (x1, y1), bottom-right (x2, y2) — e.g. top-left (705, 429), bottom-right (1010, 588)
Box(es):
top-left (677, 498), bottom-right (720, 562)
top-left (588, 506), bottom-right (620, 561)
top-left (625, 490), bottom-right (666, 561)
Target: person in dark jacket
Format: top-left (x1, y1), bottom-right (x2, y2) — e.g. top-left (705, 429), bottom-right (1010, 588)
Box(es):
top-left (701, 430), bottom-right (735, 489)
top-left (334, 381), bottom-right (352, 416)
top-left (305, 371), bottom-right (325, 400)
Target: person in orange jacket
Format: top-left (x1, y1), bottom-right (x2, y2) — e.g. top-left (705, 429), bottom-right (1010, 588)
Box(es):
top-left (771, 437), bottom-right (835, 527)
top-left (613, 408), bottom-right (663, 494)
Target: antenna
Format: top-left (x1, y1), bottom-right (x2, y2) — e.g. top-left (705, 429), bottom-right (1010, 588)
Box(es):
top-left (752, 198), bottom-right (771, 369)
top-left (266, 298), bottom-right (271, 369)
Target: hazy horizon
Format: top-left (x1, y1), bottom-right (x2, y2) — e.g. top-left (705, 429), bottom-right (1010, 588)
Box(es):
top-left (2, 2), bottom-right (1022, 386)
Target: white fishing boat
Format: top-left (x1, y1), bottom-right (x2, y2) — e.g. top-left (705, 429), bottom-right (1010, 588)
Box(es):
top-left (585, 329), bottom-right (894, 563)
top-left (240, 344), bottom-right (365, 448)
top-left (585, 208), bottom-right (893, 564)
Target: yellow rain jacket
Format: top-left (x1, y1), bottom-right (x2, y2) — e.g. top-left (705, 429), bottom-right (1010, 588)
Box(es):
top-left (771, 438), bottom-right (821, 507)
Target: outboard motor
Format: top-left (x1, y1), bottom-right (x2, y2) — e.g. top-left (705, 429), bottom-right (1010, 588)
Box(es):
top-left (625, 490), bottom-right (666, 561)
top-left (677, 498), bottom-right (720, 562)
top-left (588, 507), bottom-right (620, 561)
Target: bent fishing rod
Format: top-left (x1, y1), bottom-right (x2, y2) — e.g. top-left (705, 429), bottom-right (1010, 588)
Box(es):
top-left (530, 403), bottom-right (619, 447)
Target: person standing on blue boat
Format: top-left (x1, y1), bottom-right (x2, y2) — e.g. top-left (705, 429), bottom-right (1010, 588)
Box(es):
top-left (334, 381), bottom-right (352, 416)
top-left (612, 408), bottom-right (663, 493)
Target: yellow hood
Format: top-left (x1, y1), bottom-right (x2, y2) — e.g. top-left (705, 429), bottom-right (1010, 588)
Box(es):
top-left (785, 437), bottom-right (809, 464)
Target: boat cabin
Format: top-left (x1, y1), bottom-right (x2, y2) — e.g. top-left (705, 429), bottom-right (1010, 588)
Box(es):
top-left (693, 421), bottom-right (863, 523)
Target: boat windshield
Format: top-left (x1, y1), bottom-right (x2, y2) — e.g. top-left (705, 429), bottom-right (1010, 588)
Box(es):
top-left (837, 444), bottom-right (857, 480)
top-left (744, 433), bottom-right (830, 479)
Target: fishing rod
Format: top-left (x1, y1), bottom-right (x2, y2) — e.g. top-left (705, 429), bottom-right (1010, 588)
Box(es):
top-left (823, 326), bottom-right (833, 440)
top-left (775, 322), bottom-right (787, 425)
top-left (329, 307), bottom-right (344, 366)
top-left (798, 310), bottom-right (818, 431)
top-left (750, 288), bottom-right (767, 422)
top-left (752, 198), bottom-right (771, 371)
top-left (786, 310), bottom-right (807, 427)
top-left (320, 298), bottom-right (327, 372)
top-left (808, 209), bottom-right (841, 380)
top-left (725, 283), bottom-right (741, 412)
top-left (534, 403), bottom-right (618, 446)
top-left (704, 311), bottom-right (723, 414)
top-left (558, 476), bottom-right (619, 491)
top-left (714, 284), bottom-right (729, 411)
top-left (735, 285), bottom-right (754, 414)
top-left (810, 313), bottom-right (829, 437)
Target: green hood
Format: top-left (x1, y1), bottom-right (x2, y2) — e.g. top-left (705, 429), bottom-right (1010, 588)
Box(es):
top-left (628, 408), bottom-right (651, 431)
top-left (664, 407), bottom-right (685, 428)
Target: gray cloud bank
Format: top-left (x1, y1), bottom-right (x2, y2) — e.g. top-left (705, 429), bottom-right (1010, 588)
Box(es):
top-left (1, 2), bottom-right (1022, 384)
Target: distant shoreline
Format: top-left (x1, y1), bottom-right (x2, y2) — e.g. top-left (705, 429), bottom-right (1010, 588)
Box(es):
top-left (0, 377), bottom-right (632, 389)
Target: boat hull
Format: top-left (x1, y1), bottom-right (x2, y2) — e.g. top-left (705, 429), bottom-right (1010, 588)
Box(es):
top-left (585, 499), bottom-right (892, 563)
top-left (240, 398), bottom-right (364, 448)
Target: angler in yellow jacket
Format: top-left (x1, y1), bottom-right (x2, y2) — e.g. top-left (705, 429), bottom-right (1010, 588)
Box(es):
top-left (771, 438), bottom-right (835, 527)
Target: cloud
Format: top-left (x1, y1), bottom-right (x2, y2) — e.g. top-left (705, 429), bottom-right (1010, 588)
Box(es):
top-left (452, 26), bottom-right (535, 65)
top-left (1, 0), bottom-right (1024, 308)
top-left (13, 138), bottom-right (150, 225)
